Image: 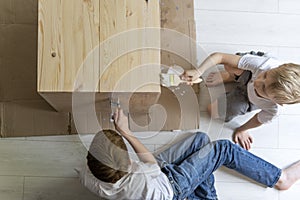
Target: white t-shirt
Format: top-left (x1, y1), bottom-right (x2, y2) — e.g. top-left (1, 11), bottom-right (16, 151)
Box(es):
top-left (94, 161), bottom-right (173, 200)
top-left (238, 54), bottom-right (284, 123)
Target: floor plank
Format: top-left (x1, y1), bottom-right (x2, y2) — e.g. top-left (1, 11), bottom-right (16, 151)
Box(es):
top-left (23, 177), bottom-right (99, 200)
top-left (0, 176), bottom-right (23, 200)
top-left (0, 139), bottom-right (86, 177)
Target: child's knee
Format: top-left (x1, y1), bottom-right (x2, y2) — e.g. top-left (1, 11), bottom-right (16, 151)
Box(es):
top-left (195, 132), bottom-right (210, 144)
top-left (214, 139), bottom-right (233, 149)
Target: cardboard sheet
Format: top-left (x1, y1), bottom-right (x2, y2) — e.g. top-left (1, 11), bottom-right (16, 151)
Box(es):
top-left (0, 0), bottom-right (70, 137)
top-left (0, 101), bottom-right (70, 137)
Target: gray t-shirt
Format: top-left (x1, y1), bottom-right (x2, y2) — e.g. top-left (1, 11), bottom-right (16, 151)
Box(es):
top-left (238, 54), bottom-right (284, 123)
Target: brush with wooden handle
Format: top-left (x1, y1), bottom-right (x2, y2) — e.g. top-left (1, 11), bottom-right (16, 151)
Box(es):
top-left (160, 73), bottom-right (202, 87)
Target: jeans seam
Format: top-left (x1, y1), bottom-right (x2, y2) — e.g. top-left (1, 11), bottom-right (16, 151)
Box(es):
top-left (168, 177), bottom-right (181, 197)
top-left (239, 150), bottom-right (273, 168)
top-left (270, 169), bottom-right (282, 188)
top-left (231, 146), bottom-right (281, 188)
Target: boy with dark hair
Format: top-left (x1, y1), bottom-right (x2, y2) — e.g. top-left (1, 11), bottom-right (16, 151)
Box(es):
top-left (85, 108), bottom-right (300, 200)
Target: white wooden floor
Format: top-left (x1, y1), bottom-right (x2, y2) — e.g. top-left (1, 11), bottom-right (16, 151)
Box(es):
top-left (1, 0), bottom-right (300, 199)
top-left (194, 0), bottom-right (300, 199)
top-left (0, 135), bottom-right (99, 200)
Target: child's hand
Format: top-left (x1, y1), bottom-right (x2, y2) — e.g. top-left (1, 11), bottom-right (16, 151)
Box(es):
top-left (113, 108), bottom-right (130, 133)
top-left (233, 129), bottom-right (253, 150)
top-left (205, 72), bottom-right (224, 87)
top-left (181, 69), bottom-right (202, 85)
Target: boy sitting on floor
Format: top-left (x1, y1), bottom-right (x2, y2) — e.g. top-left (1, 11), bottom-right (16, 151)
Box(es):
top-left (82, 108), bottom-right (300, 200)
top-left (182, 52), bottom-right (300, 150)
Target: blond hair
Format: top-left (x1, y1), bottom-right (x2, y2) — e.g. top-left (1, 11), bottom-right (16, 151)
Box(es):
top-left (268, 63), bottom-right (300, 104)
top-left (87, 129), bottom-right (130, 183)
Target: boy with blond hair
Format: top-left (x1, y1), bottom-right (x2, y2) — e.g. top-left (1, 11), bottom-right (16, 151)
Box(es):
top-left (182, 52), bottom-right (300, 150)
top-left (83, 108), bottom-right (300, 200)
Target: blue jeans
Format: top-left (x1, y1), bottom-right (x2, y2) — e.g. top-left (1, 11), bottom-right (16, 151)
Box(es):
top-left (154, 132), bottom-right (281, 200)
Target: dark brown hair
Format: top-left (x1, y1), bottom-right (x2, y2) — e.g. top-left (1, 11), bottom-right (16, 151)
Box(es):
top-left (87, 129), bottom-right (130, 183)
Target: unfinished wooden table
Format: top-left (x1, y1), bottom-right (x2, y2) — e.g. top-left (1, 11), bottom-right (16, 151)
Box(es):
top-left (38, 0), bottom-right (200, 132)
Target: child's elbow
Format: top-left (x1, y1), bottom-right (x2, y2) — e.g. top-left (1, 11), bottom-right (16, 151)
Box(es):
top-left (210, 52), bottom-right (223, 58)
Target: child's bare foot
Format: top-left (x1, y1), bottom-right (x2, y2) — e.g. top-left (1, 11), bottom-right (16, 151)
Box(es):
top-left (275, 161), bottom-right (300, 190)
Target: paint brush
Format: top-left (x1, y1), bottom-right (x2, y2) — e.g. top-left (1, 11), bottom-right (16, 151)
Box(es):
top-left (160, 64), bottom-right (202, 87)
top-left (160, 73), bottom-right (202, 87)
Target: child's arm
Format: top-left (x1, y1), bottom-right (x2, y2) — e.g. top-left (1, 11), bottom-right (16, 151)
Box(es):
top-left (113, 108), bottom-right (157, 164)
top-left (205, 71), bottom-right (235, 86)
top-left (233, 113), bottom-right (263, 150)
top-left (182, 52), bottom-right (243, 85)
